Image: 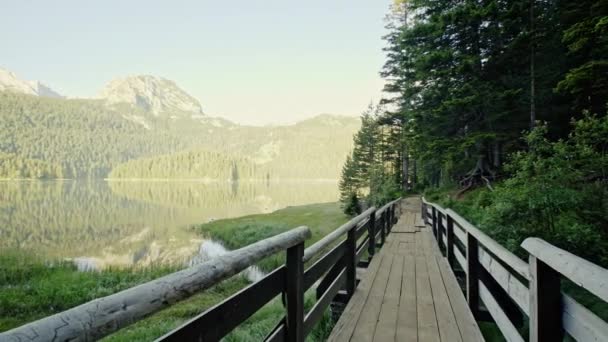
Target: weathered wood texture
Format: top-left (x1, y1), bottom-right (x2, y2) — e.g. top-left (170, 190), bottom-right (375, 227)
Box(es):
top-left (0, 226), bottom-right (311, 342)
top-left (423, 198), bottom-right (608, 342)
top-left (329, 197), bottom-right (484, 341)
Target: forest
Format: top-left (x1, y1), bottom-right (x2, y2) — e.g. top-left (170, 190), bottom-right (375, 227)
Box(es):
top-left (0, 91), bottom-right (359, 180)
top-left (340, 0), bottom-right (608, 267)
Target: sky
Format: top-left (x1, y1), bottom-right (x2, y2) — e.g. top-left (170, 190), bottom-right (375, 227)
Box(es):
top-left (1, 0), bottom-right (392, 125)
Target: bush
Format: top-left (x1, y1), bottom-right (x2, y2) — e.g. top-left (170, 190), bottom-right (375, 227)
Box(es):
top-left (342, 192), bottom-right (361, 216)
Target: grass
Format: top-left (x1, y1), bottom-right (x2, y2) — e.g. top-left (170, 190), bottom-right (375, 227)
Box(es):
top-left (0, 201), bottom-right (349, 341)
top-left (195, 201), bottom-right (350, 271)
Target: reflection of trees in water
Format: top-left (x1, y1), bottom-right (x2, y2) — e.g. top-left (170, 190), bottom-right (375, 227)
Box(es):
top-left (107, 181), bottom-right (338, 212)
top-left (0, 181), bottom-right (338, 262)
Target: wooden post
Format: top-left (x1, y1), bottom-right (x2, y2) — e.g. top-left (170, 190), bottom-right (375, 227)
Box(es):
top-left (431, 206), bottom-right (437, 238)
top-left (529, 255), bottom-right (563, 342)
top-left (380, 211), bottom-right (386, 246)
top-left (446, 215), bottom-right (454, 267)
top-left (437, 213), bottom-right (445, 254)
top-left (421, 202), bottom-right (426, 223)
top-left (466, 232), bottom-right (480, 317)
top-left (368, 210), bottom-right (376, 258)
top-left (286, 242), bottom-right (304, 342)
top-left (346, 227), bottom-right (357, 299)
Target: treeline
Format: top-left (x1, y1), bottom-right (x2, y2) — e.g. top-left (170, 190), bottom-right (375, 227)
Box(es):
top-left (342, 0), bottom-right (607, 201)
top-left (0, 92), bottom-right (359, 180)
top-left (0, 92), bottom-right (186, 178)
top-left (340, 1), bottom-right (608, 264)
top-left (0, 152), bottom-right (62, 179)
top-left (109, 150), bottom-right (269, 180)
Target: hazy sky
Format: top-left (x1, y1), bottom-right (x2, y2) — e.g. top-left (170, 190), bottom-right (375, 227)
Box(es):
top-left (1, 0), bottom-right (391, 125)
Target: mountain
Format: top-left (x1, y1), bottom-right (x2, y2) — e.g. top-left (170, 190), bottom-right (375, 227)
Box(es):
top-left (99, 75), bottom-right (204, 116)
top-left (0, 70), bottom-right (360, 179)
top-left (0, 67), bottom-right (62, 98)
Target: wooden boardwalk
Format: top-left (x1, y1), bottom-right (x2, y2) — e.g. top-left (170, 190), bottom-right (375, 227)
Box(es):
top-left (329, 199), bottom-right (484, 342)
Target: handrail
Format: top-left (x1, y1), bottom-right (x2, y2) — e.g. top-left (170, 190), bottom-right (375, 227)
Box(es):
top-left (422, 197), bottom-right (608, 342)
top-left (523, 237), bottom-right (608, 302)
top-left (446, 208), bottom-right (529, 279)
top-left (303, 206), bottom-right (375, 262)
top-left (1, 198), bottom-right (402, 342)
top-left (0, 226), bottom-right (311, 342)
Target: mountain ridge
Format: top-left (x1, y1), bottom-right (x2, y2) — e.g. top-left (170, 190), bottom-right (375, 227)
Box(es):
top-left (0, 67), bottom-right (62, 98)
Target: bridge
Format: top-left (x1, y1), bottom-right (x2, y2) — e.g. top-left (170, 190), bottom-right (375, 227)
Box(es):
top-left (2, 197), bottom-right (607, 342)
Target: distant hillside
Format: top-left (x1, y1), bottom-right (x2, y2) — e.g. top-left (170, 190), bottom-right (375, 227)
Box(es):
top-left (109, 149), bottom-right (268, 180)
top-left (0, 67), bottom-right (62, 98)
top-left (0, 90), bottom-right (359, 179)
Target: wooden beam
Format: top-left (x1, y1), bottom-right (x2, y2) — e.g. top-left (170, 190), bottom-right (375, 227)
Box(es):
top-left (529, 255), bottom-right (563, 342)
top-left (0, 226), bottom-right (311, 342)
top-left (286, 242), bottom-right (305, 342)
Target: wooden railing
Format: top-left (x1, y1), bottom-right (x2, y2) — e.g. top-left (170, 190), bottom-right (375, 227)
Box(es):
top-left (422, 198), bottom-right (608, 342)
top-left (0, 199), bottom-right (401, 342)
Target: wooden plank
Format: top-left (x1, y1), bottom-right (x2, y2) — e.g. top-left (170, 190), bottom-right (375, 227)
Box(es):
top-left (351, 254), bottom-right (395, 342)
top-left (416, 255), bottom-right (440, 342)
top-left (304, 207), bottom-right (376, 262)
top-left (562, 293), bottom-right (608, 342)
top-left (3, 226), bottom-right (312, 342)
top-left (328, 253), bottom-right (387, 341)
top-left (447, 208), bottom-right (529, 279)
top-left (479, 282), bottom-right (524, 342)
top-left (304, 270), bottom-right (346, 336)
top-left (304, 239), bottom-right (346, 290)
top-left (373, 255), bottom-right (404, 341)
top-left (529, 255), bottom-right (563, 342)
top-left (523, 237), bottom-right (608, 302)
top-left (455, 245), bottom-right (467, 273)
top-left (478, 247), bottom-right (529, 314)
top-left (436, 258), bottom-right (484, 342)
top-left (286, 243), bottom-right (304, 342)
top-left (159, 267), bottom-right (285, 341)
top-left (426, 256), bottom-right (462, 342)
top-left (396, 255), bottom-right (417, 342)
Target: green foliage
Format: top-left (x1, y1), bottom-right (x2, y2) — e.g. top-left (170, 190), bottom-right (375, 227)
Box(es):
top-left (197, 202), bottom-right (350, 271)
top-left (109, 149), bottom-right (267, 180)
top-left (0, 250), bottom-right (177, 332)
top-left (432, 115), bottom-right (608, 266)
top-left (342, 192), bottom-right (361, 216)
top-left (0, 202), bottom-right (347, 340)
top-left (338, 105), bottom-right (403, 213)
top-left (0, 92), bottom-right (360, 180)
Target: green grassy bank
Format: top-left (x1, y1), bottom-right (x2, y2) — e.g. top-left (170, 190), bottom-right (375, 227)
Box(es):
top-left (0, 202), bottom-right (349, 341)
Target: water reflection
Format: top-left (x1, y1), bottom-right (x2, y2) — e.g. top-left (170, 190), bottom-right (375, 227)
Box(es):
top-left (188, 240), bottom-right (264, 282)
top-left (0, 180), bottom-right (338, 268)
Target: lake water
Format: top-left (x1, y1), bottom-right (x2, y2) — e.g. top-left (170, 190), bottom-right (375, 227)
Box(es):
top-left (0, 180), bottom-right (338, 269)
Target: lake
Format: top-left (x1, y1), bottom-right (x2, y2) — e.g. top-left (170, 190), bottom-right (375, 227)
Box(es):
top-left (0, 180), bottom-right (339, 269)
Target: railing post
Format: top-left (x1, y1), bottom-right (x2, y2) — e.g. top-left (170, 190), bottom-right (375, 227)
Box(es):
top-left (346, 226), bottom-right (357, 299)
top-left (446, 215), bottom-right (454, 267)
top-left (368, 210), bottom-right (376, 258)
top-left (466, 233), bottom-right (479, 317)
top-left (437, 212), bottom-right (445, 254)
top-left (431, 207), bottom-right (437, 237)
top-left (286, 242), bottom-right (304, 342)
top-left (421, 201), bottom-right (426, 223)
top-left (529, 255), bottom-right (563, 342)
top-left (380, 211), bottom-right (386, 246)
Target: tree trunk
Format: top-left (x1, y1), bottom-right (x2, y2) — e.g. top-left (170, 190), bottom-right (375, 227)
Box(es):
top-left (493, 141), bottom-right (501, 168)
top-left (412, 159), bottom-right (417, 187)
top-left (530, 0), bottom-right (536, 130)
top-left (403, 144), bottom-right (409, 191)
